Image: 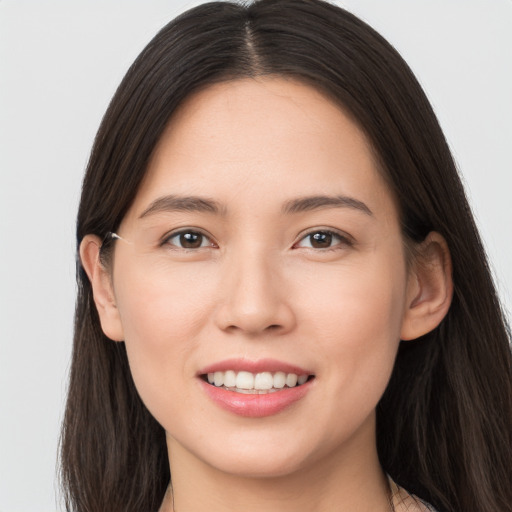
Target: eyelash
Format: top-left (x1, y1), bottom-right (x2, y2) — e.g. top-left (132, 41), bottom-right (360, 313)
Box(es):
top-left (293, 229), bottom-right (353, 251)
top-left (161, 228), bottom-right (353, 251)
top-left (161, 229), bottom-right (217, 250)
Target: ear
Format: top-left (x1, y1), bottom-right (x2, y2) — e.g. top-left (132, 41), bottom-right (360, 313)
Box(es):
top-left (400, 232), bottom-right (453, 341)
top-left (79, 235), bottom-right (124, 342)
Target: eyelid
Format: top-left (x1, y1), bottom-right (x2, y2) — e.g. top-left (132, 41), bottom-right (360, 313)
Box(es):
top-left (158, 226), bottom-right (353, 250)
top-left (161, 227), bottom-right (218, 249)
top-left (293, 227), bottom-right (354, 249)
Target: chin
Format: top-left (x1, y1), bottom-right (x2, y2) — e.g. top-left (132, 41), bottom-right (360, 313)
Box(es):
top-left (207, 451), bottom-right (312, 479)
top-left (170, 428), bottom-right (319, 480)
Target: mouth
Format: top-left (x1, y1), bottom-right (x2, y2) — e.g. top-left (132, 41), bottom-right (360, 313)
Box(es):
top-left (198, 360), bottom-right (315, 417)
top-left (201, 370), bottom-right (315, 394)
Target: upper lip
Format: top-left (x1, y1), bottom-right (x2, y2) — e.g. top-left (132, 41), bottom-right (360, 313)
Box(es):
top-left (198, 358), bottom-right (313, 376)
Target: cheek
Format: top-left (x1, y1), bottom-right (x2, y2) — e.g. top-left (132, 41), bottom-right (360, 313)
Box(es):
top-left (296, 253), bottom-right (407, 333)
top-left (112, 263), bottom-right (217, 419)
top-left (114, 257), bottom-right (219, 336)
top-left (294, 255), bottom-right (407, 415)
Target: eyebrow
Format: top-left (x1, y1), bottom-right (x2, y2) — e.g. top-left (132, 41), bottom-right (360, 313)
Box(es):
top-left (282, 195), bottom-right (373, 216)
top-left (139, 195), bottom-right (224, 218)
top-left (138, 193), bottom-right (373, 219)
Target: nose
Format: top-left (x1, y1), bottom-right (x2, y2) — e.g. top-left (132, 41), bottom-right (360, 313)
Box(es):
top-left (214, 251), bottom-right (296, 336)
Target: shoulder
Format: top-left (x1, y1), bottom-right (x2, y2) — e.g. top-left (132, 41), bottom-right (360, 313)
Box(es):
top-left (389, 477), bottom-right (438, 512)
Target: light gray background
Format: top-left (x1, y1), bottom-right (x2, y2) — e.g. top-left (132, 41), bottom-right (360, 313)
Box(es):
top-left (1, 1), bottom-right (511, 510)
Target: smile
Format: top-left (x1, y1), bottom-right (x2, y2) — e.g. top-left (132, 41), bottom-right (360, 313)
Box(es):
top-left (205, 370), bottom-right (311, 394)
top-left (198, 359), bottom-right (315, 417)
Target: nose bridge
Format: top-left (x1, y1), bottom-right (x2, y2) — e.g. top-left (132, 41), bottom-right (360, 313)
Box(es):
top-left (215, 242), bottom-right (295, 335)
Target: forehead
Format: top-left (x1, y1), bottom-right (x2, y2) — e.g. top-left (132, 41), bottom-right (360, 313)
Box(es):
top-left (124, 77), bottom-right (396, 221)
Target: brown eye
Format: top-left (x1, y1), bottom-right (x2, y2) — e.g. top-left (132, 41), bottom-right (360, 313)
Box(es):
top-left (166, 230), bottom-right (213, 249)
top-left (309, 232), bottom-right (333, 248)
top-left (180, 232), bottom-right (203, 248)
top-left (295, 230), bottom-right (351, 250)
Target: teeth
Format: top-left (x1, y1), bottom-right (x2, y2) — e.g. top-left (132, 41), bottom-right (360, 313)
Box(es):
top-left (213, 371), bottom-right (224, 387)
top-left (286, 373), bottom-right (298, 387)
top-left (205, 370), bottom-right (310, 391)
top-left (273, 371), bottom-right (286, 389)
top-left (224, 370), bottom-right (236, 387)
top-left (254, 372), bottom-right (273, 390)
top-left (236, 371), bottom-right (254, 390)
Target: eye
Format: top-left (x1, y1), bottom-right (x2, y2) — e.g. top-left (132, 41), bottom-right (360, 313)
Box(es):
top-left (294, 230), bottom-right (352, 250)
top-left (163, 230), bottom-right (216, 249)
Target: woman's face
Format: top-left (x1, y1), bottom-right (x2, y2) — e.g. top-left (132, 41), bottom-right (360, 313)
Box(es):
top-left (109, 78), bottom-right (416, 477)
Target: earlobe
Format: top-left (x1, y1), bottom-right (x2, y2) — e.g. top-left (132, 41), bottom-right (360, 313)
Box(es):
top-left (79, 235), bottom-right (124, 342)
top-left (400, 232), bottom-right (453, 341)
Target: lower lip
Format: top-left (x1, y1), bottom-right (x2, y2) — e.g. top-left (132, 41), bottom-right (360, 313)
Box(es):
top-left (199, 379), bottom-right (313, 418)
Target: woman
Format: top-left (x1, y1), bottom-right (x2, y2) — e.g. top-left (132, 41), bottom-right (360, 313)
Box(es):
top-left (60, 1), bottom-right (512, 511)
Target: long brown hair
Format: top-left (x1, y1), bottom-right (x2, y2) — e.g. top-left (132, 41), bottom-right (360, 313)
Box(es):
top-left (60, 1), bottom-right (512, 511)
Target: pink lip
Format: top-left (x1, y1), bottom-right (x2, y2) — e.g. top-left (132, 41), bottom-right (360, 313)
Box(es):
top-left (198, 358), bottom-right (312, 376)
top-left (199, 379), bottom-right (313, 417)
top-left (197, 358), bottom-right (315, 418)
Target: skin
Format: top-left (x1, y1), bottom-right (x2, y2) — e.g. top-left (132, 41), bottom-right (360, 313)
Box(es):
top-left (81, 78), bottom-right (453, 512)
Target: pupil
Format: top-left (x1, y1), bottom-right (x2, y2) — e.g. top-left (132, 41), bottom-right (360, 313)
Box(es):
top-left (180, 232), bottom-right (202, 248)
top-left (311, 232), bottom-right (332, 248)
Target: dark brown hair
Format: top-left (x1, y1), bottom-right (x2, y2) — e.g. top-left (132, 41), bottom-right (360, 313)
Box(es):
top-left (60, 1), bottom-right (512, 511)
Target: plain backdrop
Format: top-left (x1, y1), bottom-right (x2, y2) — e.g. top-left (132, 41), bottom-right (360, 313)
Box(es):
top-left (1, 1), bottom-right (511, 510)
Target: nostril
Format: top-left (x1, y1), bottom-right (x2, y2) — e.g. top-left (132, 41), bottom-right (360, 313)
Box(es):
top-left (222, 322), bottom-right (285, 334)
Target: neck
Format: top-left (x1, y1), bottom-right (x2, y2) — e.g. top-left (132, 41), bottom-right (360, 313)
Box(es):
top-left (161, 416), bottom-right (391, 512)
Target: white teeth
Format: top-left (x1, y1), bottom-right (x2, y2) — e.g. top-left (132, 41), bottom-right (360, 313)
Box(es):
top-left (273, 371), bottom-right (286, 389)
top-left (286, 373), bottom-right (298, 387)
top-left (224, 370), bottom-right (236, 388)
top-left (205, 370), bottom-right (310, 391)
top-left (254, 372), bottom-right (273, 390)
top-left (298, 374), bottom-right (308, 385)
top-left (214, 371), bottom-right (224, 387)
top-left (236, 371), bottom-right (254, 390)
